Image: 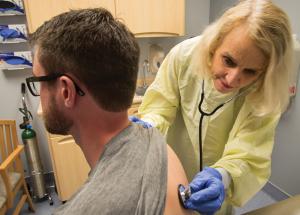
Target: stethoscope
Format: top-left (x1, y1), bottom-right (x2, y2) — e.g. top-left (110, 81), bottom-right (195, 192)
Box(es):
top-left (178, 79), bottom-right (252, 207)
top-left (198, 79), bottom-right (251, 171)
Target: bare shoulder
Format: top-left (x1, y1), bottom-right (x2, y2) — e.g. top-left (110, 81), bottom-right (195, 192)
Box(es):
top-left (164, 145), bottom-right (195, 215)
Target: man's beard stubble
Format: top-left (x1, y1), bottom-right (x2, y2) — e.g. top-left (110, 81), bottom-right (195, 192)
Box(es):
top-left (43, 96), bottom-right (73, 135)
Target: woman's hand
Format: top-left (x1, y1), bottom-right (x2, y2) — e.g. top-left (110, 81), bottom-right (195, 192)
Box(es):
top-left (129, 116), bottom-right (153, 128)
top-left (185, 167), bottom-right (225, 215)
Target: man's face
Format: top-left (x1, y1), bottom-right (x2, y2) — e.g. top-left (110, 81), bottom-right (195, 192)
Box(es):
top-left (33, 49), bottom-right (72, 135)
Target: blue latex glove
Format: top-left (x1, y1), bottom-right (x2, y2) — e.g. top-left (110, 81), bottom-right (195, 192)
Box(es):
top-left (0, 1), bottom-right (24, 13)
top-left (0, 53), bottom-right (32, 66)
top-left (128, 116), bottom-right (152, 128)
top-left (0, 27), bottom-right (26, 40)
top-left (185, 167), bottom-right (225, 215)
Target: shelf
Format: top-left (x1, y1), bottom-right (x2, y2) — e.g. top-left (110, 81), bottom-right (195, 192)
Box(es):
top-left (2, 66), bottom-right (31, 71)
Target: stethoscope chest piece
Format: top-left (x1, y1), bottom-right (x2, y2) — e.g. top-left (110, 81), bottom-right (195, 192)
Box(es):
top-left (178, 184), bottom-right (191, 208)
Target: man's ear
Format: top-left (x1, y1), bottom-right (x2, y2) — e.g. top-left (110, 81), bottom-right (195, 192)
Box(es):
top-left (59, 76), bottom-right (76, 108)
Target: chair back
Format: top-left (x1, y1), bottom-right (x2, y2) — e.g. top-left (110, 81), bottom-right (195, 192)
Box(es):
top-left (0, 120), bottom-right (35, 213)
top-left (0, 120), bottom-right (21, 172)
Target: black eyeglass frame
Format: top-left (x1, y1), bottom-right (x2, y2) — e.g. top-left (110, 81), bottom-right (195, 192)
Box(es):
top-left (25, 73), bottom-right (85, 97)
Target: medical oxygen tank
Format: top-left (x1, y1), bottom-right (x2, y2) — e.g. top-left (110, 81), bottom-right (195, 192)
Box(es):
top-left (19, 83), bottom-right (53, 204)
top-left (21, 125), bottom-right (47, 199)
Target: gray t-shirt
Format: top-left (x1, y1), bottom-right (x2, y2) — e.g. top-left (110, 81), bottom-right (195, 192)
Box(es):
top-left (53, 123), bottom-right (168, 215)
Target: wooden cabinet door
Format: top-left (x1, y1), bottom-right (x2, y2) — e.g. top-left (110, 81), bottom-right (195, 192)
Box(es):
top-left (24, 0), bottom-right (115, 33)
top-left (24, 0), bottom-right (69, 33)
top-left (66, 0), bottom-right (115, 12)
top-left (46, 133), bottom-right (90, 201)
top-left (115, 0), bottom-right (185, 37)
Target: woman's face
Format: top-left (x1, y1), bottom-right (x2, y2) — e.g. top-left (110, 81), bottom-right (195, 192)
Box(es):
top-left (211, 25), bottom-right (267, 94)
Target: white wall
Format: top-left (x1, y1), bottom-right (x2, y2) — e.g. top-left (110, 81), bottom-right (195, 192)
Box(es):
top-left (210, 0), bottom-right (300, 196)
top-left (209, 0), bottom-right (236, 22)
top-left (270, 0), bottom-right (300, 196)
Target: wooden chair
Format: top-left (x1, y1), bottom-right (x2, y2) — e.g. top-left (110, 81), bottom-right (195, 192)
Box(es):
top-left (0, 195), bottom-right (7, 215)
top-left (0, 120), bottom-right (35, 215)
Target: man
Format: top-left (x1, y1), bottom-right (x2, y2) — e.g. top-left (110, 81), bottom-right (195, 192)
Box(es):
top-left (26, 8), bottom-right (193, 215)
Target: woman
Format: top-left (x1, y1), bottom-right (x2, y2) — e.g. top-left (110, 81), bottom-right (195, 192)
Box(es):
top-left (135, 0), bottom-right (293, 214)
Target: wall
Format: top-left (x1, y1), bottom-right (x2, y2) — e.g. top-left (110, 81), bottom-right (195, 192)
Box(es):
top-left (209, 0), bottom-right (300, 196)
top-left (270, 0), bottom-right (300, 197)
top-left (0, 0), bottom-right (210, 175)
top-left (136, 0), bottom-right (210, 85)
top-left (209, 0), bottom-right (236, 22)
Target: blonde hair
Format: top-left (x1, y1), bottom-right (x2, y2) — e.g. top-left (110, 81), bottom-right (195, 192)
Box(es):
top-left (196, 0), bottom-right (293, 116)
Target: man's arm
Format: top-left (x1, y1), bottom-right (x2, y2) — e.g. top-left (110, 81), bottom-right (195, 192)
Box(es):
top-left (164, 145), bottom-right (194, 215)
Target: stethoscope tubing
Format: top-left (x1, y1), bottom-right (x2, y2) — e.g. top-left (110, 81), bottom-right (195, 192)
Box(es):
top-left (198, 79), bottom-right (251, 171)
top-left (178, 79), bottom-right (251, 206)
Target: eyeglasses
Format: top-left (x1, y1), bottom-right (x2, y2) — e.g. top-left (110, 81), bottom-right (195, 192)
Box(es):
top-left (25, 73), bottom-right (85, 97)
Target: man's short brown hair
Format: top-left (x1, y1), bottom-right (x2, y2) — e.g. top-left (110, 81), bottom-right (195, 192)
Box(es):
top-left (30, 8), bottom-right (140, 111)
